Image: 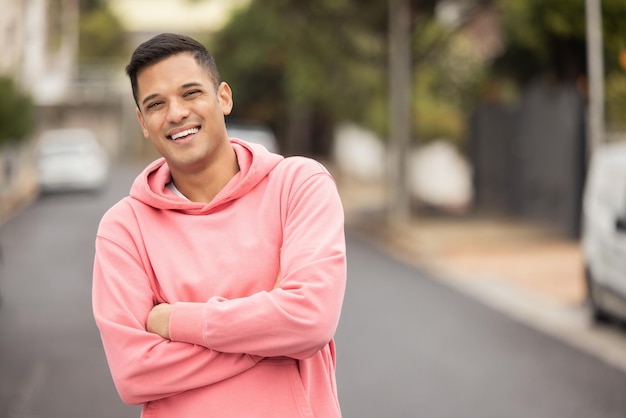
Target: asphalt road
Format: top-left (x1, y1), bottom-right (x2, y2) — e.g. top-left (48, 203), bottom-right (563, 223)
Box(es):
top-left (0, 159), bottom-right (625, 418)
top-left (336, 235), bottom-right (626, 417)
top-left (0, 161), bottom-right (143, 418)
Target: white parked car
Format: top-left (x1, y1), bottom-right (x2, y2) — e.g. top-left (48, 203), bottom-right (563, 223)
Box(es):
top-left (36, 128), bottom-right (109, 193)
top-left (581, 140), bottom-right (626, 323)
top-left (227, 121), bottom-right (279, 154)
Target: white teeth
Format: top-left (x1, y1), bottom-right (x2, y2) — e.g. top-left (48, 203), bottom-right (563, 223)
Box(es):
top-left (171, 128), bottom-right (199, 140)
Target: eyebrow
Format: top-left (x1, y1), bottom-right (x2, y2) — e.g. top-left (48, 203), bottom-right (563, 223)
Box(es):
top-left (140, 82), bottom-right (204, 107)
top-left (141, 93), bottom-right (159, 107)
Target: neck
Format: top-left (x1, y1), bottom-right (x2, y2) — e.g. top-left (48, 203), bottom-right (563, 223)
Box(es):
top-left (170, 148), bottom-right (239, 203)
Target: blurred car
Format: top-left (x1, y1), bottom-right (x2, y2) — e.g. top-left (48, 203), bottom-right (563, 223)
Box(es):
top-left (36, 128), bottom-right (109, 193)
top-left (227, 121), bottom-right (279, 154)
top-left (581, 140), bottom-right (626, 323)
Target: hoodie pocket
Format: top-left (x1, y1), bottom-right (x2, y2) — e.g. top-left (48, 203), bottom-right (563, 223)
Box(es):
top-left (256, 357), bottom-right (315, 418)
top-left (141, 357), bottom-right (314, 418)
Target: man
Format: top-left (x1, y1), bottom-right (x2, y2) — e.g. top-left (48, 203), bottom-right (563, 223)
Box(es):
top-left (92, 33), bottom-right (346, 417)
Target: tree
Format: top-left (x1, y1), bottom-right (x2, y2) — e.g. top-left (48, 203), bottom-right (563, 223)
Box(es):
top-left (492, 0), bottom-right (626, 128)
top-left (210, 0), bottom-right (389, 155)
top-left (210, 0), bottom-right (454, 155)
top-left (78, 0), bottom-right (128, 65)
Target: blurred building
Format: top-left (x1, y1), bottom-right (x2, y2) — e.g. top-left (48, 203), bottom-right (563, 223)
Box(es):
top-left (0, 0), bottom-right (79, 105)
top-left (0, 0), bottom-right (81, 219)
top-left (0, 0), bottom-right (250, 154)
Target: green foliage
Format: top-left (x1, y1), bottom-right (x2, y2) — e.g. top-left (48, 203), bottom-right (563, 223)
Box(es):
top-left (495, 0), bottom-right (626, 128)
top-left (210, 0), bottom-right (392, 150)
top-left (600, 1), bottom-right (626, 74)
top-left (213, 1), bottom-right (383, 109)
top-left (0, 77), bottom-right (35, 146)
top-left (79, 0), bottom-right (104, 13)
top-left (415, 94), bottom-right (465, 145)
top-left (208, 3), bottom-right (287, 123)
top-left (78, 3), bottom-right (128, 65)
top-left (208, 0), bottom-right (626, 153)
top-left (411, 19), bottom-right (488, 144)
top-left (495, 0), bottom-right (626, 79)
top-left (494, 0), bottom-right (583, 82)
top-left (606, 72), bottom-right (626, 130)
top-left (210, 0), bottom-right (496, 152)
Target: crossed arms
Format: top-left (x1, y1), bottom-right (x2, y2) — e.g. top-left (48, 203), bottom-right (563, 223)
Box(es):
top-left (92, 170), bottom-right (346, 405)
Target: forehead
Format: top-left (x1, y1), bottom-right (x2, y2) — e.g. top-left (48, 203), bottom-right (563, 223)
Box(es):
top-left (136, 53), bottom-right (211, 96)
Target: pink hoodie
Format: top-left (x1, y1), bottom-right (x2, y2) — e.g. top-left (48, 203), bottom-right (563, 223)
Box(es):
top-left (92, 139), bottom-right (346, 417)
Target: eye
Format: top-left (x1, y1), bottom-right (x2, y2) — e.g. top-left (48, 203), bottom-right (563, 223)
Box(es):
top-left (146, 101), bottom-right (163, 110)
top-left (184, 89), bottom-right (201, 98)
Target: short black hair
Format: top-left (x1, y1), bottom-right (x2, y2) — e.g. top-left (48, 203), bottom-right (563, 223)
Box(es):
top-left (125, 33), bottom-right (221, 108)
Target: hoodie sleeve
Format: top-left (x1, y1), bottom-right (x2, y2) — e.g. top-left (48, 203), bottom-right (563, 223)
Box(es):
top-left (92, 204), bottom-right (262, 405)
top-left (168, 159), bottom-right (347, 359)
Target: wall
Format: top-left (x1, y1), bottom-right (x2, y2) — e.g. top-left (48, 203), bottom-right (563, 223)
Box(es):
top-left (469, 77), bottom-right (587, 238)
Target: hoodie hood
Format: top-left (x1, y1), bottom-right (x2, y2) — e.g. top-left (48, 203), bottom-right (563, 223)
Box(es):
top-left (130, 138), bottom-right (283, 214)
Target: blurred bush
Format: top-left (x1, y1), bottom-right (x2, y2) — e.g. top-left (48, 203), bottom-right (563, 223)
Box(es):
top-left (78, 0), bottom-right (128, 65)
top-left (494, 0), bottom-right (626, 131)
top-left (0, 78), bottom-right (35, 147)
top-left (606, 72), bottom-right (626, 132)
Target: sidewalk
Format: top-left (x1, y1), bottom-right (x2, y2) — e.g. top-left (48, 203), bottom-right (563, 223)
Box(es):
top-left (336, 174), bottom-right (586, 308)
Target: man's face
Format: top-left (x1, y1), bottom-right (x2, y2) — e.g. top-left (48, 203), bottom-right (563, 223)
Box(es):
top-left (134, 52), bottom-right (233, 173)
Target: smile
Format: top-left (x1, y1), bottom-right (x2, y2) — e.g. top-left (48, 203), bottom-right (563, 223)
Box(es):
top-left (169, 127), bottom-right (199, 140)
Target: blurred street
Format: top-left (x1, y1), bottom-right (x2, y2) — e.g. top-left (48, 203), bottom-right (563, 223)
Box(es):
top-left (0, 162), bottom-right (143, 418)
top-left (0, 159), bottom-right (626, 417)
top-left (336, 231), bottom-right (626, 418)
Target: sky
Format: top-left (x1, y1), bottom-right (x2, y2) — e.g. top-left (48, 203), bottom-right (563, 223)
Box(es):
top-left (109, 0), bottom-right (251, 33)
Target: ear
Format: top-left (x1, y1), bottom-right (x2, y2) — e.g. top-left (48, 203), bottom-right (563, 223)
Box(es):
top-left (136, 107), bottom-right (150, 139)
top-left (217, 82), bottom-right (233, 116)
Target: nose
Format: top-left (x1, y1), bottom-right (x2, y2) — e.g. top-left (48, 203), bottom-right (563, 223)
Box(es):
top-left (167, 98), bottom-right (190, 124)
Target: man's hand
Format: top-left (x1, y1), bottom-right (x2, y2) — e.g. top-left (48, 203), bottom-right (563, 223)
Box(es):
top-left (147, 303), bottom-right (173, 339)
